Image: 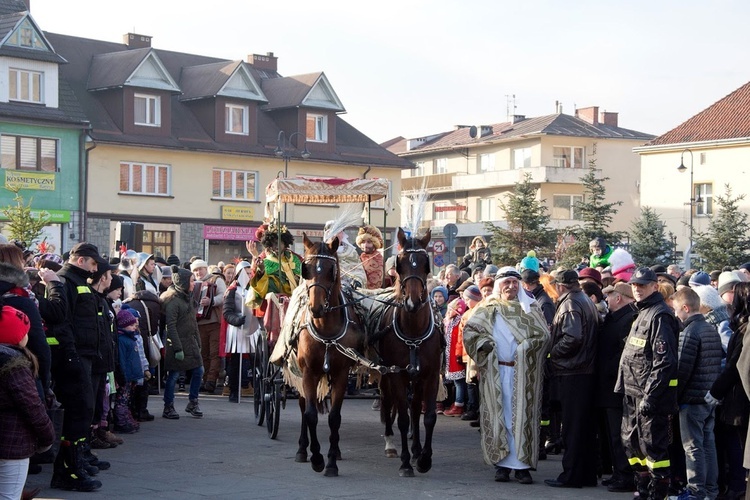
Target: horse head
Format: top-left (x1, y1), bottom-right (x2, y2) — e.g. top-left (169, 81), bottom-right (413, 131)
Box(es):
top-left (396, 227), bottom-right (431, 312)
top-left (302, 232), bottom-right (340, 318)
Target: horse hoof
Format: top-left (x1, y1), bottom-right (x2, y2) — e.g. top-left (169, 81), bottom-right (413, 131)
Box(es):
top-left (385, 449), bottom-right (398, 458)
top-left (335, 451), bottom-right (342, 461)
top-left (399, 468), bottom-right (415, 478)
top-left (324, 467), bottom-right (338, 477)
top-left (295, 452), bottom-right (307, 463)
top-left (416, 457), bottom-right (432, 474)
top-left (311, 455), bottom-right (325, 473)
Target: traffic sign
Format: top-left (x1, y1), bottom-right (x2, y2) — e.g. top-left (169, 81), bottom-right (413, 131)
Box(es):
top-left (433, 241), bottom-right (445, 253)
top-left (433, 254), bottom-right (444, 267)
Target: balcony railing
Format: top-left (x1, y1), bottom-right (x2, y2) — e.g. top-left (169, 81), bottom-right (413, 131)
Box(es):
top-left (452, 166), bottom-right (594, 191)
top-left (401, 172), bottom-right (454, 193)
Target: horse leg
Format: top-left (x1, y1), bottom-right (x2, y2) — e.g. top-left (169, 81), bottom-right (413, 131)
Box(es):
top-left (409, 385), bottom-right (423, 466)
top-left (416, 375), bottom-right (438, 474)
top-left (324, 373), bottom-right (347, 477)
top-left (381, 378), bottom-right (398, 458)
top-left (302, 375), bottom-right (325, 473)
top-left (295, 395), bottom-right (308, 463)
top-left (396, 382), bottom-right (414, 477)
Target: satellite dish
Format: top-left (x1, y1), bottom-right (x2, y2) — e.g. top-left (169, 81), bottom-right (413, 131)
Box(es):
top-left (469, 125), bottom-right (478, 138)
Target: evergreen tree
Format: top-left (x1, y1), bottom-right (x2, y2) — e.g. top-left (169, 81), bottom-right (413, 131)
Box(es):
top-left (557, 157), bottom-right (623, 268)
top-left (485, 172), bottom-right (557, 265)
top-left (693, 184), bottom-right (750, 269)
top-left (1, 187), bottom-right (51, 249)
top-left (629, 206), bottom-right (674, 266)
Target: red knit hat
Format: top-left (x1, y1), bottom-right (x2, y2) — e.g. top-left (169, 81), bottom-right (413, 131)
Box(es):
top-left (0, 305), bottom-right (30, 345)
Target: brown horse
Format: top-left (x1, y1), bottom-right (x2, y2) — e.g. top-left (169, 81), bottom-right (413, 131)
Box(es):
top-left (374, 228), bottom-right (441, 477)
top-left (293, 233), bottom-right (365, 477)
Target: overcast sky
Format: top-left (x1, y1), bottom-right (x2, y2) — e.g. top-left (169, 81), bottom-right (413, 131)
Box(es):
top-left (30, 0), bottom-right (750, 144)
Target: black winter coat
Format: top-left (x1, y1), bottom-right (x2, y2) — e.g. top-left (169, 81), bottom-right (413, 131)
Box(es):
top-left (549, 288), bottom-right (599, 376)
top-left (92, 291), bottom-right (116, 374)
top-left (57, 263), bottom-right (101, 358)
top-left (595, 303), bottom-right (637, 408)
top-left (531, 285), bottom-right (555, 326)
top-left (0, 263), bottom-right (51, 393)
top-left (677, 314), bottom-right (723, 404)
top-left (710, 321), bottom-right (750, 427)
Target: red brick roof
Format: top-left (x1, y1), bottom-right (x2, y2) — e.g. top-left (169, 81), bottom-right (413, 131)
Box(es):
top-left (647, 80), bottom-right (750, 146)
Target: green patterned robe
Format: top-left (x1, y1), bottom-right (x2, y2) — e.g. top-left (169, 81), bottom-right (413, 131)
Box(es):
top-left (462, 298), bottom-right (550, 467)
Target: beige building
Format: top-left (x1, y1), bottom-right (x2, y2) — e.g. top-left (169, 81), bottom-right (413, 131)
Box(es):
top-left (634, 80), bottom-right (750, 267)
top-left (385, 106), bottom-right (653, 262)
top-left (47, 32), bottom-right (410, 262)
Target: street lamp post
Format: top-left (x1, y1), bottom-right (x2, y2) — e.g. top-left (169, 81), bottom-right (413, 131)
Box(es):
top-left (274, 130), bottom-right (311, 221)
top-left (677, 148), bottom-right (695, 268)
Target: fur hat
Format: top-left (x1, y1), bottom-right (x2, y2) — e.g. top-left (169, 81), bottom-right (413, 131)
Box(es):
top-left (116, 308), bottom-right (138, 329)
top-left (190, 259), bottom-right (208, 272)
top-left (171, 265), bottom-right (193, 293)
top-left (355, 225), bottom-right (383, 250)
top-left (0, 305), bottom-right (30, 345)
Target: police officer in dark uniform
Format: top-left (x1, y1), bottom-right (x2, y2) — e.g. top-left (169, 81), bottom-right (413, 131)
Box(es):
top-left (615, 267), bottom-right (679, 500)
top-left (47, 243), bottom-right (110, 492)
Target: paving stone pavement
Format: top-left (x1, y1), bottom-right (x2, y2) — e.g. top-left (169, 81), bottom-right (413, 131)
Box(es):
top-left (26, 394), bottom-right (632, 499)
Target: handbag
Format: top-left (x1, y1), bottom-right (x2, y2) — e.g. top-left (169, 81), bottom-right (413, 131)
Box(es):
top-left (138, 299), bottom-right (162, 367)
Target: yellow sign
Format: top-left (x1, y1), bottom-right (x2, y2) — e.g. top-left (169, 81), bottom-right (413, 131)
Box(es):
top-left (221, 205), bottom-right (255, 221)
top-left (5, 170), bottom-right (55, 191)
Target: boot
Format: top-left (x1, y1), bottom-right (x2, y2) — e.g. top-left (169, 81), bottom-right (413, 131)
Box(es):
top-left (185, 399), bottom-right (203, 418)
top-left (97, 427), bottom-right (124, 445)
top-left (163, 403), bottom-right (180, 419)
top-left (228, 391), bottom-right (238, 403)
top-left (82, 440), bottom-right (110, 470)
top-left (50, 441), bottom-right (102, 491)
top-left (443, 404), bottom-right (464, 417)
top-left (634, 471), bottom-right (650, 499)
top-left (132, 385), bottom-right (155, 422)
top-left (649, 475), bottom-right (670, 500)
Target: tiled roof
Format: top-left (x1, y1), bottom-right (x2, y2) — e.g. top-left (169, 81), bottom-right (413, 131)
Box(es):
top-left (0, 12), bottom-right (66, 63)
top-left (43, 32), bottom-right (411, 169)
top-left (179, 60), bottom-right (240, 100)
top-left (388, 114), bottom-right (654, 155)
top-left (261, 72), bottom-right (322, 111)
top-left (87, 47), bottom-right (151, 90)
top-left (0, 78), bottom-right (87, 125)
top-left (646, 80), bottom-right (750, 146)
top-left (0, 0), bottom-right (25, 16)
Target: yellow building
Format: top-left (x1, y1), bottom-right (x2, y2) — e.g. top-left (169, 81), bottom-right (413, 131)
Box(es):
top-left (386, 106), bottom-right (653, 263)
top-left (47, 32), bottom-right (410, 262)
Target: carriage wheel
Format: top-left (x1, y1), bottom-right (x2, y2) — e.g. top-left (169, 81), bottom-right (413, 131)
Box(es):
top-left (253, 333), bottom-right (266, 426)
top-left (265, 364), bottom-right (281, 439)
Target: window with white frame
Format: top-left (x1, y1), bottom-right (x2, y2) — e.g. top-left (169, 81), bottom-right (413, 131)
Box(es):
top-left (119, 162), bottom-right (170, 196)
top-left (413, 161), bottom-right (425, 177)
top-left (552, 194), bottom-right (583, 220)
top-left (306, 113), bottom-right (328, 143)
top-left (1, 135), bottom-right (57, 171)
top-left (479, 153), bottom-right (496, 172)
top-left (134, 94), bottom-right (161, 126)
top-left (694, 183), bottom-right (713, 216)
top-left (478, 198), bottom-right (495, 221)
top-left (212, 169), bottom-right (258, 201)
top-left (225, 104), bottom-right (249, 135)
top-left (552, 146), bottom-right (584, 168)
top-left (9, 68), bottom-right (42, 103)
top-left (512, 147), bottom-right (532, 169)
top-left (435, 158), bottom-right (447, 174)
top-left (6, 20), bottom-right (45, 50)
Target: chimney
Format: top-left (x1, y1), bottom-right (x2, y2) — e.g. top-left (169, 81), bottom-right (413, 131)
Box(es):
top-left (123, 33), bottom-right (151, 49)
top-left (555, 101), bottom-right (563, 114)
top-left (600, 111), bottom-right (619, 127)
top-left (248, 52), bottom-right (278, 72)
top-left (575, 106), bottom-right (599, 125)
top-left (511, 115), bottom-right (526, 124)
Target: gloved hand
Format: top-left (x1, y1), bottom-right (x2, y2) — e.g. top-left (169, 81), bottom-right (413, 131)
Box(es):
top-left (638, 399), bottom-right (654, 417)
top-left (704, 391), bottom-right (721, 407)
top-left (174, 350), bottom-right (185, 361)
top-left (62, 350), bottom-right (83, 373)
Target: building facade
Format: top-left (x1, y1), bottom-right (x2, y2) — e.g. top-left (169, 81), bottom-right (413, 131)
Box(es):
top-left (386, 107), bottom-right (653, 264)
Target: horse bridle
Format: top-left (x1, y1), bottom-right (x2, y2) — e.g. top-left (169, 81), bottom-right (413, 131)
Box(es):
top-left (398, 247), bottom-right (429, 306)
top-left (304, 253), bottom-right (337, 313)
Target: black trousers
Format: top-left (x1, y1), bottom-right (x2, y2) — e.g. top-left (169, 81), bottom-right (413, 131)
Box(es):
top-left (621, 394), bottom-right (671, 478)
top-left (555, 374), bottom-right (598, 487)
top-left (50, 347), bottom-right (94, 442)
top-left (601, 406), bottom-right (632, 479)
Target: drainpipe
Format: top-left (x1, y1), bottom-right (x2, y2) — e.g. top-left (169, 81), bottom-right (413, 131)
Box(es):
top-left (81, 126), bottom-right (95, 242)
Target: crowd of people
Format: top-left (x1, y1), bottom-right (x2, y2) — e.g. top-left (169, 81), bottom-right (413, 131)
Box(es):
top-left (427, 236), bottom-right (750, 500)
top-left (2, 228), bottom-right (750, 500)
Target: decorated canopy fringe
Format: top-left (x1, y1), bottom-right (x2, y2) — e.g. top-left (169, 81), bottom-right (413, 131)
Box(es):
top-left (265, 177), bottom-right (391, 218)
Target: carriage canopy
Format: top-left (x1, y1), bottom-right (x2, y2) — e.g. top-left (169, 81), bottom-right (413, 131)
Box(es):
top-left (264, 177), bottom-right (391, 218)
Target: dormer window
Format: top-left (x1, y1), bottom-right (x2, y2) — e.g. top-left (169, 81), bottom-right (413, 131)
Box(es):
top-left (134, 93), bottom-right (160, 126)
top-left (9, 68), bottom-right (42, 103)
top-left (225, 104), bottom-right (249, 135)
top-left (6, 19), bottom-right (46, 50)
top-left (306, 113), bottom-right (328, 143)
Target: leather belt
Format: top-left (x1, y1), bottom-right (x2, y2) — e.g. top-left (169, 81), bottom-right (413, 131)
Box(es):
top-left (498, 360), bottom-right (516, 367)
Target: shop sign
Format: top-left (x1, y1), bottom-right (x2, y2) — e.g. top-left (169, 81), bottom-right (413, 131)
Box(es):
top-left (0, 209), bottom-right (69, 223)
top-left (203, 225), bottom-right (257, 241)
top-left (4, 170), bottom-right (55, 191)
top-left (290, 229), bottom-right (324, 239)
top-left (221, 205), bottom-right (255, 221)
